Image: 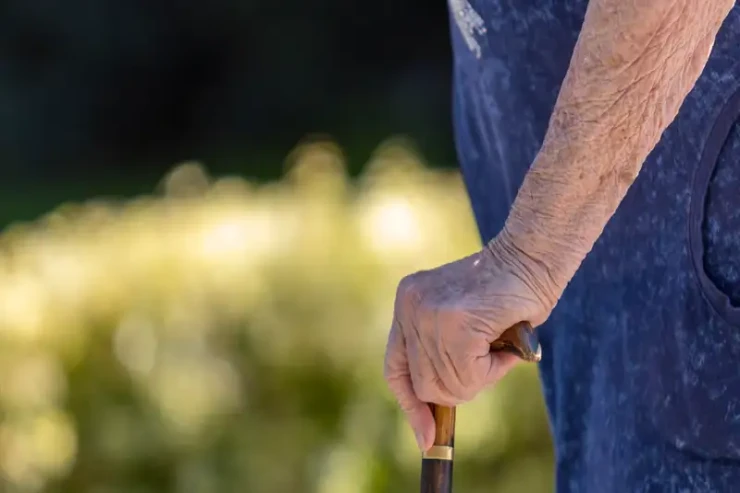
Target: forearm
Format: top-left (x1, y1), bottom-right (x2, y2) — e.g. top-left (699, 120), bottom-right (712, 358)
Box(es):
top-left (492, 0), bottom-right (735, 300)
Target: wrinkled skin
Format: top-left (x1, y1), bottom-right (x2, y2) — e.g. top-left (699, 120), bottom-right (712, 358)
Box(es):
top-left (504, 0), bottom-right (736, 290)
top-left (383, 237), bottom-right (555, 451)
top-left (385, 0), bottom-right (734, 452)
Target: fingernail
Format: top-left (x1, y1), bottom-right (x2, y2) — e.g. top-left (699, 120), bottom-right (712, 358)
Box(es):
top-left (415, 431), bottom-right (425, 451)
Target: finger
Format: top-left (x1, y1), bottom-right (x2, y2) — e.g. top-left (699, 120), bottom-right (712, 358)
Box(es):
top-left (480, 351), bottom-right (521, 387)
top-left (405, 322), bottom-right (459, 407)
top-left (434, 311), bottom-right (483, 402)
top-left (384, 322), bottom-right (436, 451)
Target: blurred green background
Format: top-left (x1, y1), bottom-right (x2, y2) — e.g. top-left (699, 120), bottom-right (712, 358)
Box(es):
top-left (0, 2), bottom-right (554, 492)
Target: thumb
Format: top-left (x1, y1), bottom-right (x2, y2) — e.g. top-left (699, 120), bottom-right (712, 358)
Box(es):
top-left (483, 351), bottom-right (521, 386)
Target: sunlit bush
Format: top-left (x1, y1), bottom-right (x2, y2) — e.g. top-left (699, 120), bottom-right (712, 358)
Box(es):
top-left (0, 139), bottom-right (553, 493)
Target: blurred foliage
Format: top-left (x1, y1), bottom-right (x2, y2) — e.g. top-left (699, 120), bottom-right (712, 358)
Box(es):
top-left (0, 139), bottom-right (553, 493)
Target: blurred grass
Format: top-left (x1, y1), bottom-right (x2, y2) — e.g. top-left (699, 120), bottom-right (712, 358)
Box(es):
top-left (0, 138), bottom-right (553, 493)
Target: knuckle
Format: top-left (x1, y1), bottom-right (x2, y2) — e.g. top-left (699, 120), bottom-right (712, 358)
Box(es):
top-left (382, 363), bottom-right (392, 383)
top-left (396, 274), bottom-right (422, 304)
top-left (395, 283), bottom-right (411, 306)
top-left (383, 361), bottom-right (400, 386)
top-left (383, 351), bottom-right (401, 384)
top-left (384, 372), bottom-right (406, 400)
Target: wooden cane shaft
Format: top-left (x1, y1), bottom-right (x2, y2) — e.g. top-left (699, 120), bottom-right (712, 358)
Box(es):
top-left (419, 322), bottom-right (540, 493)
top-left (420, 405), bottom-right (455, 493)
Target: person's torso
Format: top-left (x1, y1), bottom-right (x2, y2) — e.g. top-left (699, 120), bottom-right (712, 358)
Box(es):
top-left (450, 2), bottom-right (740, 491)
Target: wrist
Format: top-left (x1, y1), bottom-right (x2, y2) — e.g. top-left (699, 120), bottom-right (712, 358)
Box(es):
top-left (485, 227), bottom-right (566, 310)
top-left (494, 144), bottom-right (608, 294)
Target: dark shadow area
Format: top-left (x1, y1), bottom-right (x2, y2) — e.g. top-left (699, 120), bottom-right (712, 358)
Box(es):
top-left (0, 0), bottom-right (456, 224)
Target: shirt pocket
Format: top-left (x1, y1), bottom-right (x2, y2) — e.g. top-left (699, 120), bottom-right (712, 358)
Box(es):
top-left (689, 85), bottom-right (740, 328)
top-left (648, 83), bottom-right (740, 460)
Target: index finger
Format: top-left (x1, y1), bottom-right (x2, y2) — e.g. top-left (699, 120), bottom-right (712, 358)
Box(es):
top-left (384, 320), bottom-right (435, 451)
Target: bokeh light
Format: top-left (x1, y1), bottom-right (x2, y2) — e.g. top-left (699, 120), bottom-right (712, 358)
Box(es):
top-left (0, 139), bottom-right (552, 493)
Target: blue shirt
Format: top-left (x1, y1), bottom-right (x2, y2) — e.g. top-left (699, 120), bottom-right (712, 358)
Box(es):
top-left (450, 2), bottom-right (740, 491)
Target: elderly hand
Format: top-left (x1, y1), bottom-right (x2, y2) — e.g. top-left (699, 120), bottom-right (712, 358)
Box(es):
top-left (384, 234), bottom-right (559, 451)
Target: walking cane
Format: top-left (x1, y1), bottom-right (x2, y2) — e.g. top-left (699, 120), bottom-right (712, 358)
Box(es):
top-left (419, 321), bottom-right (541, 493)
